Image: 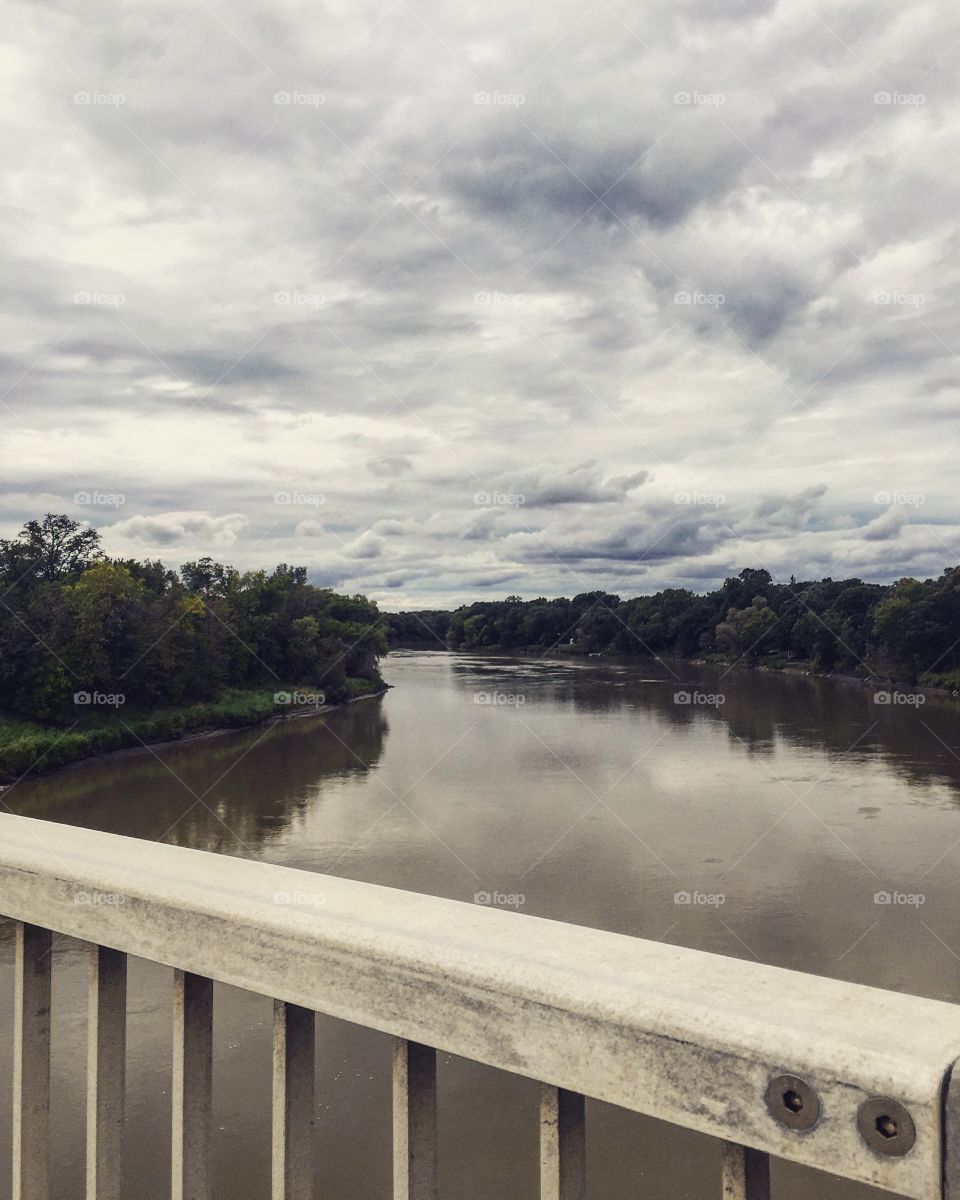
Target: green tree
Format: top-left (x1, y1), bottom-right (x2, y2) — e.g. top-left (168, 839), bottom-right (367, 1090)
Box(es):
top-left (0, 513), bottom-right (101, 583)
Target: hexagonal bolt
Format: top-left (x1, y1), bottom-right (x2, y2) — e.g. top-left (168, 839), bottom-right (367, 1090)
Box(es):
top-left (765, 1074), bottom-right (822, 1133)
top-left (782, 1089), bottom-right (804, 1114)
top-left (857, 1097), bottom-right (916, 1157)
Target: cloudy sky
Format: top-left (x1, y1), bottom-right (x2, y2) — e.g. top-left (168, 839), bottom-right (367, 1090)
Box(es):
top-left (2, 0), bottom-right (959, 607)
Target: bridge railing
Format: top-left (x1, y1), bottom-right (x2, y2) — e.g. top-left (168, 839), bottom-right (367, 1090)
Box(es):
top-left (2, 811), bottom-right (960, 1199)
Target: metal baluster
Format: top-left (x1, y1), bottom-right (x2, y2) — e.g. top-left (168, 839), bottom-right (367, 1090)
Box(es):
top-left (272, 1001), bottom-right (315, 1200)
top-left (392, 1039), bottom-right (437, 1200)
top-left (720, 1141), bottom-right (771, 1200)
top-left (87, 945), bottom-right (127, 1200)
top-left (539, 1084), bottom-right (585, 1200)
top-left (172, 971), bottom-right (213, 1200)
top-left (13, 923), bottom-right (52, 1200)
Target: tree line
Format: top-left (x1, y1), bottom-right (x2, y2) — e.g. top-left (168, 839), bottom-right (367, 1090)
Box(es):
top-left (0, 514), bottom-right (386, 723)
top-left (387, 566), bottom-right (960, 686)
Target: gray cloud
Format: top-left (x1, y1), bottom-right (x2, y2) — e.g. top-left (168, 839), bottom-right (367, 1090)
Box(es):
top-left (367, 455), bottom-right (414, 478)
top-left (2, 0), bottom-right (958, 608)
top-left (862, 507), bottom-right (907, 542)
top-left (111, 511), bottom-right (249, 547)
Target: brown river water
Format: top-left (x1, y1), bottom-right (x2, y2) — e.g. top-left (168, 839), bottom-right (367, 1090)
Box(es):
top-left (3, 649), bottom-right (960, 1199)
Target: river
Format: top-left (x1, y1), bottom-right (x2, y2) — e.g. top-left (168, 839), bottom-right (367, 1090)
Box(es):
top-left (3, 649), bottom-right (960, 1199)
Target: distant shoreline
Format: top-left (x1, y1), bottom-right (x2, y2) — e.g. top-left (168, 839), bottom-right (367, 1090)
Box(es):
top-left (389, 642), bottom-right (955, 699)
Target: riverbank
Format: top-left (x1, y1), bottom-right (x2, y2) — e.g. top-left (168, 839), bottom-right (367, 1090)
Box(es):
top-left (0, 679), bottom-right (386, 786)
top-left (674, 653), bottom-right (960, 699)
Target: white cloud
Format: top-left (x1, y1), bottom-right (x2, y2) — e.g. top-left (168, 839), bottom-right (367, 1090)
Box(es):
top-left (111, 511), bottom-right (248, 548)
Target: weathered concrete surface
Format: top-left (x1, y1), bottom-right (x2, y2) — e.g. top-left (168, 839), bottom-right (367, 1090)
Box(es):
top-left (1, 813), bottom-right (959, 1197)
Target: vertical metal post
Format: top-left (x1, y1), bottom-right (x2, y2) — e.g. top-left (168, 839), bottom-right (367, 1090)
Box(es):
top-left (87, 945), bottom-right (127, 1200)
top-left (172, 971), bottom-right (213, 1200)
top-left (13, 923), bottom-right (52, 1200)
top-left (272, 1001), bottom-right (315, 1200)
top-left (392, 1039), bottom-right (437, 1200)
top-left (721, 1140), bottom-right (771, 1200)
top-left (539, 1084), bottom-right (586, 1200)
top-left (943, 1057), bottom-right (960, 1199)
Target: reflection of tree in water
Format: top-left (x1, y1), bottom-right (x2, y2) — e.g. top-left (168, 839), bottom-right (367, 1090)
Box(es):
top-left (709, 670), bottom-right (960, 800)
top-left (449, 654), bottom-right (960, 801)
top-left (3, 699), bottom-right (388, 854)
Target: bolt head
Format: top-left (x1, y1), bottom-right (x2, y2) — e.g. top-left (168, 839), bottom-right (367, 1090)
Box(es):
top-left (857, 1097), bottom-right (916, 1157)
top-left (765, 1074), bottom-right (821, 1132)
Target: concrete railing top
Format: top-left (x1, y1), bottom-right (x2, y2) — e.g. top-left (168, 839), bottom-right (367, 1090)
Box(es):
top-left (2, 811), bottom-right (960, 1197)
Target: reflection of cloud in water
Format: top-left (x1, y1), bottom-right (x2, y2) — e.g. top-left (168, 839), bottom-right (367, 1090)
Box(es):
top-left (445, 651), bottom-right (960, 804)
top-left (3, 698), bottom-right (389, 853)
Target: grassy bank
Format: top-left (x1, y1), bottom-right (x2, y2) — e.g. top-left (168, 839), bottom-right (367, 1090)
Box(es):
top-left (0, 677), bottom-right (383, 785)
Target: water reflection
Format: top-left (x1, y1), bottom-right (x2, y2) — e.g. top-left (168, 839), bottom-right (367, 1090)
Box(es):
top-left (3, 697), bottom-right (389, 852)
top-left (448, 651), bottom-right (960, 802)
